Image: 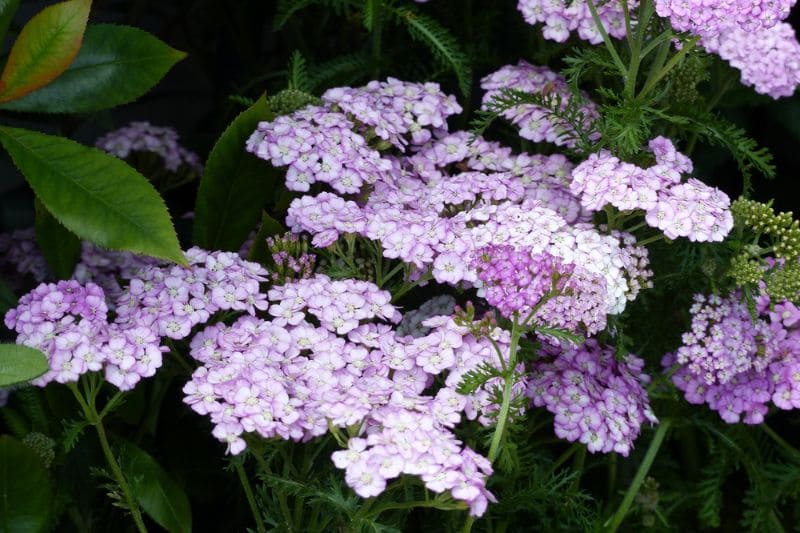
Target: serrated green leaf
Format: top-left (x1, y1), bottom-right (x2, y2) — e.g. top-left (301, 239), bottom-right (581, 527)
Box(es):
top-left (1, 24), bottom-right (186, 113)
top-left (0, 0), bottom-right (91, 103)
top-left (118, 440), bottom-right (192, 533)
top-left (0, 126), bottom-right (185, 264)
top-left (0, 0), bottom-right (20, 45)
top-left (34, 198), bottom-right (80, 280)
top-left (193, 94), bottom-right (276, 251)
top-left (0, 436), bottom-right (53, 533)
top-left (0, 344), bottom-right (48, 389)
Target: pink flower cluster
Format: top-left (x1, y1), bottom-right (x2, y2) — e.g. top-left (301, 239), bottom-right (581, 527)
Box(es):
top-left (571, 137), bottom-right (733, 242)
top-left (654, 0), bottom-right (794, 37)
top-left (182, 274), bottom-right (513, 515)
top-left (246, 108), bottom-right (393, 194)
top-left (5, 249), bottom-right (268, 390)
top-left (662, 292), bottom-right (800, 424)
top-left (480, 62), bottom-right (600, 148)
top-left (321, 78), bottom-right (462, 149)
top-left (472, 245), bottom-right (607, 335)
top-left (516, 0), bottom-right (629, 44)
top-left (528, 340), bottom-right (658, 456)
top-left (96, 121), bottom-right (202, 174)
top-left (702, 22), bottom-right (800, 99)
top-left (4, 280), bottom-right (164, 390)
top-left (666, 292), bottom-right (800, 424)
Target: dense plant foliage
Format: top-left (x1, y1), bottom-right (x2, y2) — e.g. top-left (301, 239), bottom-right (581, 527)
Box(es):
top-left (2, 0), bottom-right (800, 531)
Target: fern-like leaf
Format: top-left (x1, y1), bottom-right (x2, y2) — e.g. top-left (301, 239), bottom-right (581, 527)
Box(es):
top-left (389, 6), bottom-right (472, 97)
top-left (309, 52), bottom-right (370, 91)
top-left (456, 361), bottom-right (503, 395)
top-left (288, 50), bottom-right (312, 92)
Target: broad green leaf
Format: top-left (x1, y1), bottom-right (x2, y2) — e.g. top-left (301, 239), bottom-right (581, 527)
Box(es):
top-left (0, 344), bottom-right (48, 388)
top-left (0, 0), bottom-right (20, 45)
top-left (0, 126), bottom-right (185, 264)
top-left (119, 441), bottom-right (192, 533)
top-left (1, 24), bottom-right (186, 113)
top-left (34, 198), bottom-right (80, 280)
top-left (247, 211), bottom-right (285, 264)
top-left (0, 0), bottom-right (91, 103)
top-left (193, 94), bottom-right (276, 251)
top-left (0, 436), bottom-right (53, 533)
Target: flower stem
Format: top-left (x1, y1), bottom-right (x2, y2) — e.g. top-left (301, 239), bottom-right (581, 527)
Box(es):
top-left (638, 35), bottom-right (700, 100)
top-left (235, 460), bottom-right (266, 533)
top-left (69, 383), bottom-right (148, 533)
top-left (487, 317), bottom-right (522, 463)
top-left (605, 420), bottom-right (671, 532)
top-left (585, 0), bottom-right (628, 77)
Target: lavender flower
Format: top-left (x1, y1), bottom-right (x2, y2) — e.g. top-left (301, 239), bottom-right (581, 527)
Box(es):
top-left (96, 121), bottom-right (202, 174)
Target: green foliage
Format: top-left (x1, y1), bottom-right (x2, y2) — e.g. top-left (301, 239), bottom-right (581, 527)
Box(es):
top-left (308, 52), bottom-right (371, 91)
top-left (34, 198), bottom-right (80, 280)
top-left (287, 50), bottom-right (312, 92)
top-left (388, 5), bottom-right (472, 97)
top-left (0, 0), bottom-right (91, 103)
top-left (0, 435), bottom-right (53, 533)
top-left (118, 440), bottom-right (193, 533)
top-left (0, 344), bottom-right (48, 387)
top-left (456, 361), bottom-right (503, 395)
top-left (0, 24), bottom-right (186, 113)
top-left (273, 0), bottom-right (354, 30)
top-left (0, 126), bottom-right (185, 264)
top-left (0, 0), bottom-right (20, 45)
top-left (193, 94), bottom-right (275, 251)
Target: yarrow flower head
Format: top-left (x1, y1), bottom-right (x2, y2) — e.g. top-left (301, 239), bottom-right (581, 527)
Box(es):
top-left (96, 121), bottom-right (202, 174)
top-left (517, 0), bottom-right (630, 44)
top-left (480, 62), bottom-right (600, 148)
top-left (528, 340), bottom-right (658, 456)
top-left (654, 0), bottom-right (794, 38)
top-left (667, 290), bottom-right (800, 424)
top-left (571, 136), bottom-right (734, 242)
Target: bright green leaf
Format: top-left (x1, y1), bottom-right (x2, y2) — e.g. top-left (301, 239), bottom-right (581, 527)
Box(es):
top-left (119, 441), bottom-right (192, 533)
top-left (0, 126), bottom-right (185, 264)
top-left (0, 0), bottom-right (21, 45)
top-left (34, 198), bottom-right (81, 280)
top-left (0, 0), bottom-right (91, 103)
top-left (1, 24), bottom-right (186, 113)
top-left (0, 436), bottom-right (53, 533)
top-left (193, 94), bottom-right (276, 251)
top-left (0, 344), bottom-right (49, 388)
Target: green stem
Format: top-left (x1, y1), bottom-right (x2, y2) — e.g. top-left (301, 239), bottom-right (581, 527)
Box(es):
top-left (585, 0), bottom-right (628, 77)
top-left (638, 36), bottom-right (700, 100)
top-left (365, 499), bottom-right (466, 519)
top-left (761, 424), bottom-right (800, 462)
top-left (69, 384), bottom-right (147, 533)
top-left (605, 420), bottom-right (672, 532)
top-left (252, 448), bottom-right (294, 531)
top-left (235, 460), bottom-right (266, 533)
top-left (487, 317), bottom-right (522, 463)
top-left (570, 447), bottom-right (587, 491)
top-left (390, 271), bottom-right (433, 302)
top-left (637, 233), bottom-right (667, 247)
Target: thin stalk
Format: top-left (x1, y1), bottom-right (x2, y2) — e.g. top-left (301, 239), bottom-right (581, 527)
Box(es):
top-left (638, 36), bottom-right (700, 100)
top-left (487, 318), bottom-right (522, 463)
top-left (637, 233), bottom-right (667, 247)
top-left (235, 460), bottom-right (266, 533)
top-left (69, 384), bottom-right (147, 533)
top-left (605, 420), bottom-right (672, 532)
top-left (761, 424), bottom-right (800, 462)
top-left (365, 499), bottom-right (466, 519)
top-left (252, 449), bottom-right (294, 530)
top-left (570, 447), bottom-right (587, 491)
top-left (585, 0), bottom-right (628, 77)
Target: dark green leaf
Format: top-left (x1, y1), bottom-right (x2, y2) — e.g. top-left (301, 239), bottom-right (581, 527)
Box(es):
top-left (0, 0), bottom-right (20, 45)
top-left (0, 0), bottom-right (91, 103)
top-left (247, 211), bottom-right (285, 264)
top-left (34, 198), bottom-right (80, 280)
top-left (0, 126), bottom-right (185, 264)
top-left (119, 440), bottom-right (192, 533)
top-left (1, 24), bottom-right (186, 113)
top-left (533, 326), bottom-right (584, 345)
top-left (0, 344), bottom-right (49, 387)
top-left (0, 436), bottom-right (53, 533)
top-left (193, 94), bottom-right (276, 251)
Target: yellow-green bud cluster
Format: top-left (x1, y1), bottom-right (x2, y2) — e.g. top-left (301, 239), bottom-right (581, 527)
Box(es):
top-left (668, 55), bottom-right (709, 105)
top-left (22, 432), bottom-right (55, 468)
top-left (268, 89), bottom-right (323, 116)
top-left (731, 198), bottom-right (800, 260)
top-left (766, 262), bottom-right (800, 302)
top-left (728, 253), bottom-right (766, 285)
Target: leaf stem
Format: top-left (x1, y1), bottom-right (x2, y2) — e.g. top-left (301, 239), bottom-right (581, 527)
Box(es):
top-left (487, 316), bottom-right (522, 463)
top-left (605, 420), bottom-right (671, 532)
top-left (638, 35), bottom-right (700, 100)
top-left (585, 0), bottom-right (628, 77)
